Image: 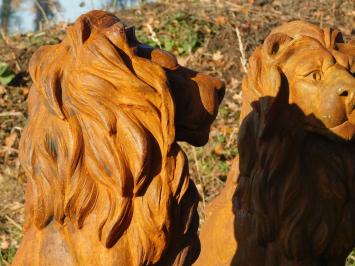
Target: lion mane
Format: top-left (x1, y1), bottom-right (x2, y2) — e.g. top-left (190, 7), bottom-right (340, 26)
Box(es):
top-left (19, 11), bottom-right (199, 265)
top-left (234, 21), bottom-right (355, 264)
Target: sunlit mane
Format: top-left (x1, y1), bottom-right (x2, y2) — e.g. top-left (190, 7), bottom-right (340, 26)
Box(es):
top-left (19, 11), bottom-right (198, 264)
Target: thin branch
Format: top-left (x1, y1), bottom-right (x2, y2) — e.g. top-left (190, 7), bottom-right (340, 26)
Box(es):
top-left (0, 29), bottom-right (22, 72)
top-left (0, 111), bottom-right (24, 117)
top-left (146, 23), bottom-right (162, 48)
top-left (192, 147), bottom-right (206, 218)
top-left (235, 26), bottom-right (248, 73)
top-left (0, 146), bottom-right (19, 153)
top-left (34, 0), bottom-right (49, 24)
top-left (5, 215), bottom-right (22, 231)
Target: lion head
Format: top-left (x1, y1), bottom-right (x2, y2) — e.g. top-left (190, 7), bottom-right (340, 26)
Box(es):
top-left (18, 10), bottom-right (224, 265)
top-left (235, 21), bottom-right (355, 264)
top-left (240, 21), bottom-right (355, 141)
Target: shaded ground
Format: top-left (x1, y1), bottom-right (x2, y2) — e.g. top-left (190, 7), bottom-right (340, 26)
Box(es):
top-left (0, 0), bottom-right (354, 264)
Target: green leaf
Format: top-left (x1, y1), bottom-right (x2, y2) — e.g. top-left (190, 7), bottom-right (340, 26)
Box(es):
top-left (0, 62), bottom-right (15, 85)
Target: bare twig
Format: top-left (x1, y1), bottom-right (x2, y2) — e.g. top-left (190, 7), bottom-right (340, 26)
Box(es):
top-left (0, 29), bottom-right (22, 72)
top-left (320, 12), bottom-right (324, 29)
top-left (235, 26), bottom-right (248, 73)
top-left (146, 23), bottom-right (162, 48)
top-left (224, 1), bottom-right (244, 11)
top-left (34, 0), bottom-right (50, 25)
top-left (12, 126), bottom-right (23, 132)
top-left (192, 147), bottom-right (206, 217)
top-left (50, 1), bottom-right (64, 22)
top-left (1, 145), bottom-right (19, 164)
top-left (0, 111), bottom-right (24, 117)
top-left (0, 203), bottom-right (24, 216)
top-left (0, 146), bottom-right (19, 153)
top-left (226, 126), bottom-right (238, 148)
top-left (5, 215), bottom-right (22, 231)
top-left (111, 0), bottom-right (118, 10)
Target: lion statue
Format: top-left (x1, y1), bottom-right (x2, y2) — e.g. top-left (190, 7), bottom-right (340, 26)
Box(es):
top-left (13, 11), bottom-right (225, 266)
top-left (196, 21), bottom-right (355, 265)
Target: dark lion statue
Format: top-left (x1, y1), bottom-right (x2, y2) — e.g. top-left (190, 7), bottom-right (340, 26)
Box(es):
top-left (13, 11), bottom-right (224, 266)
top-left (197, 21), bottom-right (355, 266)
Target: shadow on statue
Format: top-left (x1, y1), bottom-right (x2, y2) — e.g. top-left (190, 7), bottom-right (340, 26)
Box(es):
top-left (232, 86), bottom-right (355, 265)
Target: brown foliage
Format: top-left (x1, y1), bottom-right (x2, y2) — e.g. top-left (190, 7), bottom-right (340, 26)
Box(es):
top-left (13, 11), bottom-right (224, 266)
top-left (197, 21), bottom-right (355, 265)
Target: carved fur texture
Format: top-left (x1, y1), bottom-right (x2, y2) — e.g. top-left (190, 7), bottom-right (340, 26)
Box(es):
top-left (14, 11), bottom-right (224, 266)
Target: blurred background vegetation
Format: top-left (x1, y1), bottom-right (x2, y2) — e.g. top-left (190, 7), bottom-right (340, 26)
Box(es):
top-left (0, 0), bottom-right (354, 265)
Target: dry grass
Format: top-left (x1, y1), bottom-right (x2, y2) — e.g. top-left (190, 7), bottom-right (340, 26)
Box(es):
top-left (0, 0), bottom-right (354, 264)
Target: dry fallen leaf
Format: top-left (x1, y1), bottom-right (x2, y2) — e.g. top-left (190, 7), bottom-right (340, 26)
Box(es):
top-left (8, 201), bottom-right (23, 211)
top-left (21, 87), bottom-right (29, 96)
top-left (212, 51), bottom-right (224, 61)
top-left (5, 131), bottom-right (17, 148)
top-left (214, 16), bottom-right (227, 26)
top-left (0, 173), bottom-right (4, 184)
top-left (0, 235), bottom-right (10, 250)
top-left (0, 85), bottom-right (5, 95)
top-left (229, 77), bottom-right (240, 90)
top-left (219, 125), bottom-right (232, 135)
top-left (214, 143), bottom-right (225, 155)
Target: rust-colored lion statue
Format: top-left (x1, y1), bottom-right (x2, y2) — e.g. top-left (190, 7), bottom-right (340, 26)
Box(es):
top-left (197, 21), bottom-right (355, 265)
top-left (13, 11), bottom-right (224, 266)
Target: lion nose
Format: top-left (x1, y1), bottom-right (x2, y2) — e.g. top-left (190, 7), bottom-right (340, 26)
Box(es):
top-left (338, 87), bottom-right (355, 112)
top-left (338, 88), bottom-right (351, 97)
top-left (215, 79), bottom-right (225, 103)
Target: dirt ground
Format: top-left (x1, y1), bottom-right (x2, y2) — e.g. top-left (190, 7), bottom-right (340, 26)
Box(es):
top-left (0, 0), bottom-right (354, 264)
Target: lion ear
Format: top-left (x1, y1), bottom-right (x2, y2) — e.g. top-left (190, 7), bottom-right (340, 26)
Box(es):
top-left (67, 15), bottom-right (92, 48)
top-left (29, 47), bottom-right (65, 119)
top-left (263, 33), bottom-right (292, 58)
top-left (76, 16), bottom-right (92, 44)
top-left (258, 72), bottom-right (289, 139)
top-left (255, 33), bottom-right (292, 138)
top-left (323, 28), bottom-right (344, 49)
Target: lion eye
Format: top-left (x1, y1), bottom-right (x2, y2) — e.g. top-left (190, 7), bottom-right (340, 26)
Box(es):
top-left (307, 70), bottom-right (322, 81)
